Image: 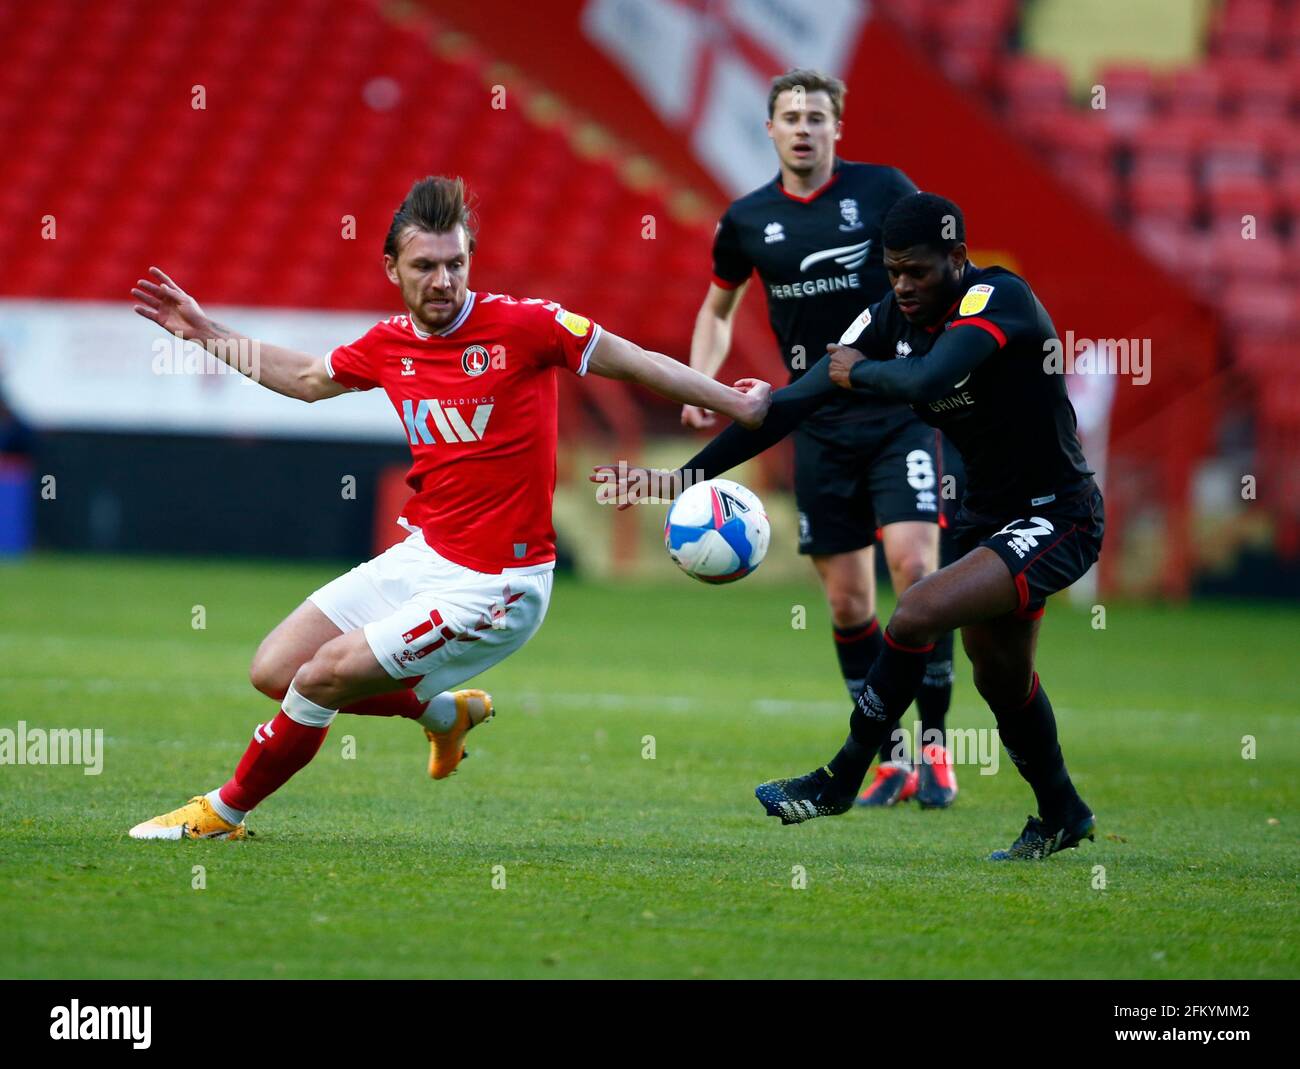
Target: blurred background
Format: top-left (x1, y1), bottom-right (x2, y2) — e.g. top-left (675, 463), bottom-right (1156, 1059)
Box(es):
top-left (1, 0), bottom-right (1297, 600)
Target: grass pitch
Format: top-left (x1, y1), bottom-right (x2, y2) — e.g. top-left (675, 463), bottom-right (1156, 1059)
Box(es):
top-left (1, 554), bottom-right (1296, 979)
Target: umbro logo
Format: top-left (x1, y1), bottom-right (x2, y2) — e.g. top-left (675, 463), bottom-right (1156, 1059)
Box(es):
top-left (896, 340), bottom-right (912, 358)
top-left (764, 221), bottom-right (785, 244)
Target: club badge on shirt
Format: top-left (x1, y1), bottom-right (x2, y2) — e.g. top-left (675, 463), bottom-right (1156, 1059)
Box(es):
top-left (462, 345), bottom-right (490, 376)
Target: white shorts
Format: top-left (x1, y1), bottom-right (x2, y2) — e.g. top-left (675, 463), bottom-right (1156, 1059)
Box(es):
top-left (308, 530), bottom-right (553, 702)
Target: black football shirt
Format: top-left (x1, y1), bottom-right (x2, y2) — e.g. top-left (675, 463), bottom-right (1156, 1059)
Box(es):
top-left (712, 159), bottom-right (918, 426)
top-left (841, 264), bottom-right (1093, 512)
top-left (686, 264), bottom-right (1095, 517)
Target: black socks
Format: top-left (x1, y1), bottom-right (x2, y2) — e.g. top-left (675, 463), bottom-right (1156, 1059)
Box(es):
top-left (916, 629), bottom-right (954, 744)
top-left (877, 630), bottom-right (955, 764)
top-left (833, 618), bottom-right (882, 698)
top-left (826, 629), bottom-right (935, 796)
top-left (990, 673), bottom-right (1086, 828)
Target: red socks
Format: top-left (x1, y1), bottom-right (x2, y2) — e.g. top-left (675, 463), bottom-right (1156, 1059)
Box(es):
top-left (340, 689), bottom-right (427, 719)
top-left (217, 684), bottom-right (427, 814)
top-left (219, 711), bottom-right (329, 812)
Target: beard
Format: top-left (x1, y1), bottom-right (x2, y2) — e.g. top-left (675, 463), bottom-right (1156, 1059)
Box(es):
top-left (410, 288), bottom-right (460, 330)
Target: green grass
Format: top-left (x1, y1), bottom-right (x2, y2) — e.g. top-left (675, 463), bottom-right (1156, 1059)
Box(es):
top-left (1, 554), bottom-right (1297, 979)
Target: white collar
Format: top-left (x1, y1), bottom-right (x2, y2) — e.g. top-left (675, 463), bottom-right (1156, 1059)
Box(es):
top-left (411, 291), bottom-right (475, 339)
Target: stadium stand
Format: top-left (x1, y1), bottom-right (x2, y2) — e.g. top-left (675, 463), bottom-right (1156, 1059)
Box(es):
top-left (2, 0), bottom-right (1289, 583)
top-left (874, 0), bottom-right (1300, 561)
top-left (0, 0), bottom-right (788, 445)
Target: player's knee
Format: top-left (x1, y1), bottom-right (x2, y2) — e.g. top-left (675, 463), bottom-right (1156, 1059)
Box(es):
top-left (888, 585), bottom-right (942, 646)
top-left (248, 650), bottom-right (290, 701)
top-left (293, 644), bottom-right (351, 706)
top-left (826, 586), bottom-right (872, 628)
top-left (888, 551), bottom-right (932, 593)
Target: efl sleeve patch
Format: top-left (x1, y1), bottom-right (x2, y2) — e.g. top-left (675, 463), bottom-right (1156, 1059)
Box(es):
top-left (555, 308), bottom-right (592, 338)
top-left (838, 307), bottom-right (872, 345)
top-left (959, 284), bottom-right (994, 317)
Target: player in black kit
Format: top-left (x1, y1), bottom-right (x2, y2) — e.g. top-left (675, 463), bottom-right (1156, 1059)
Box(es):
top-left (680, 69), bottom-right (959, 808)
top-left (676, 193), bottom-right (1102, 859)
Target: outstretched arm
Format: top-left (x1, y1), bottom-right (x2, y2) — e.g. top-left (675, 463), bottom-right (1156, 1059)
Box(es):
top-left (590, 354), bottom-right (837, 508)
top-left (681, 280), bottom-right (749, 428)
top-left (131, 267), bottom-right (347, 402)
top-left (680, 353), bottom-right (838, 482)
top-left (828, 324), bottom-right (1000, 403)
top-left (586, 329), bottom-right (770, 429)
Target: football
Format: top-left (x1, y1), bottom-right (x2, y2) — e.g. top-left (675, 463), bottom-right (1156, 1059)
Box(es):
top-left (663, 478), bottom-right (770, 583)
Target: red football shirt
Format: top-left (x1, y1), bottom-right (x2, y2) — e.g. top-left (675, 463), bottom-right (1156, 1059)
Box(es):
top-left (326, 291), bottom-right (602, 573)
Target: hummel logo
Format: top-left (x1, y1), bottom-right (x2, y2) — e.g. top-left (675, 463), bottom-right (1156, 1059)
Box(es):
top-left (400, 357), bottom-right (415, 377)
top-left (764, 221), bottom-right (785, 243)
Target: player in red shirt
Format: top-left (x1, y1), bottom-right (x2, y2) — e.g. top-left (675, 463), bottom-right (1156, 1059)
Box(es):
top-left (127, 175), bottom-right (770, 840)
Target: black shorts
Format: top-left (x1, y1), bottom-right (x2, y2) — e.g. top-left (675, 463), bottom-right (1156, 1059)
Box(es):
top-left (952, 484), bottom-right (1105, 619)
top-left (936, 432), bottom-right (966, 565)
top-left (793, 416), bottom-right (941, 556)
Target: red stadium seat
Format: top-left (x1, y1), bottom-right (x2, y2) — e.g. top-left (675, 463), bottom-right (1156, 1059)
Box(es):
top-left (1095, 64), bottom-right (1158, 134)
top-left (1221, 281), bottom-right (1296, 339)
top-left (1278, 162), bottom-right (1300, 217)
top-left (1129, 115), bottom-right (1214, 175)
top-left (1000, 56), bottom-right (1071, 121)
top-left (1202, 127), bottom-right (1270, 179)
top-left (934, 0), bottom-right (1018, 54)
top-left (1040, 110), bottom-right (1120, 171)
top-left (1210, 0), bottom-right (1276, 59)
top-left (1164, 67), bottom-right (1225, 118)
top-left (1128, 170), bottom-right (1198, 223)
top-left (1283, 6), bottom-right (1300, 54)
top-left (0, 0), bottom-right (725, 384)
top-left (1211, 225), bottom-right (1287, 282)
top-left (1129, 217), bottom-right (1215, 278)
top-left (1205, 172), bottom-right (1281, 221)
top-left (1215, 58), bottom-right (1296, 119)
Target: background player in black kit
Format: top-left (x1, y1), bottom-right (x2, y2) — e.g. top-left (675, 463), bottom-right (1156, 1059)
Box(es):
top-left (680, 69), bottom-right (959, 808)
top-left (672, 193), bottom-right (1103, 860)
